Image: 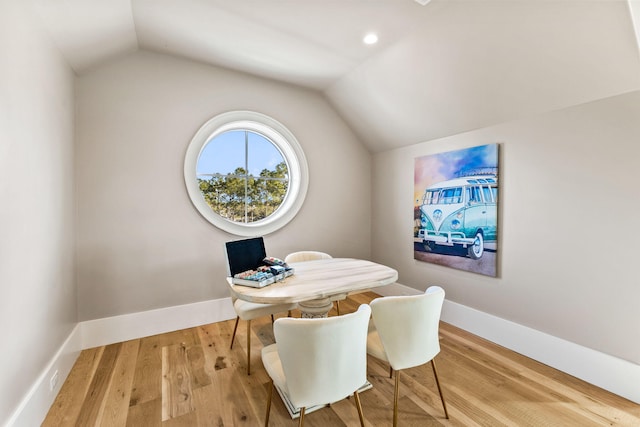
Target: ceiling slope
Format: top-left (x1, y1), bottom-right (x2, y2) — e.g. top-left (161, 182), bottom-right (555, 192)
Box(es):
top-left (132, 0), bottom-right (431, 90)
top-left (28, 0), bottom-right (640, 152)
top-left (326, 0), bottom-right (640, 151)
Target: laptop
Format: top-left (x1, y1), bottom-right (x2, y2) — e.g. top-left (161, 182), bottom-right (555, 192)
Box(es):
top-left (225, 237), bottom-right (271, 287)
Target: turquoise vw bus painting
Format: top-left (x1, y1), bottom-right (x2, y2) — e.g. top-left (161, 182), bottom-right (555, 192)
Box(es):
top-left (414, 144), bottom-right (498, 277)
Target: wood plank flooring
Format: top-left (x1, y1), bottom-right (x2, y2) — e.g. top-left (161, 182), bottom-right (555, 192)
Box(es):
top-left (43, 292), bottom-right (640, 426)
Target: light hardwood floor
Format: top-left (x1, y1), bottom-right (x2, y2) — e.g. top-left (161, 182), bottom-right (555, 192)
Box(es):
top-left (43, 292), bottom-right (640, 426)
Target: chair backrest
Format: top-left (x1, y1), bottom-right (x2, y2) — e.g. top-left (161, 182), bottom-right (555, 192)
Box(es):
top-left (273, 304), bottom-right (371, 409)
top-left (370, 286), bottom-right (445, 371)
top-left (284, 251), bottom-right (333, 264)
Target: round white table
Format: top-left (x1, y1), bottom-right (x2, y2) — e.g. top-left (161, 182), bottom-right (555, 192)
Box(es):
top-left (228, 258), bottom-right (398, 318)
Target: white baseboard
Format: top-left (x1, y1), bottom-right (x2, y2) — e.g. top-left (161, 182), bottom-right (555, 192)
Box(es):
top-left (5, 324), bottom-right (82, 427)
top-left (9, 286), bottom-right (639, 426)
top-left (374, 282), bottom-right (422, 297)
top-left (80, 296), bottom-right (237, 349)
top-left (386, 282), bottom-right (640, 404)
top-left (441, 298), bottom-right (640, 404)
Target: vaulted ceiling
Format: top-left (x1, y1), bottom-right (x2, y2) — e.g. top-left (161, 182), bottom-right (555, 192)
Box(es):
top-left (30, 0), bottom-right (640, 152)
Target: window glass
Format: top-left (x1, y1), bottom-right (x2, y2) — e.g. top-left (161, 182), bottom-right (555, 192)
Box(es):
top-left (197, 130), bottom-right (245, 175)
top-left (482, 186), bottom-right (493, 203)
top-left (196, 130), bottom-right (288, 223)
top-left (468, 186), bottom-right (482, 204)
top-left (424, 190), bottom-right (437, 205)
top-left (441, 187), bottom-right (462, 204)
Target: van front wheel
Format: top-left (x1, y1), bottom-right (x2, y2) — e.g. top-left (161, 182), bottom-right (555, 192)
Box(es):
top-left (468, 232), bottom-right (484, 260)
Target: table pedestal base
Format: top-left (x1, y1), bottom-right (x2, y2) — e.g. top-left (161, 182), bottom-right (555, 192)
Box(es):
top-left (298, 298), bottom-right (333, 318)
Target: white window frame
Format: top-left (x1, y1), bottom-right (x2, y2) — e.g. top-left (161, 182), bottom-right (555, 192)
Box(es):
top-left (184, 111), bottom-right (309, 236)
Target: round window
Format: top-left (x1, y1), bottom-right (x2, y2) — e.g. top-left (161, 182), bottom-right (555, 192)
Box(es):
top-left (184, 111), bottom-right (309, 236)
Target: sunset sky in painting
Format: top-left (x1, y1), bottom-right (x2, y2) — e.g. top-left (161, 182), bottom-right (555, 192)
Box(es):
top-left (414, 144), bottom-right (498, 206)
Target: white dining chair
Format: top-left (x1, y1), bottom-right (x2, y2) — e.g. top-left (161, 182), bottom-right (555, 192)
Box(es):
top-left (261, 304), bottom-right (371, 427)
top-left (284, 251), bottom-right (344, 315)
top-left (366, 286), bottom-right (449, 426)
top-left (283, 251), bottom-right (333, 263)
top-left (230, 295), bottom-right (297, 375)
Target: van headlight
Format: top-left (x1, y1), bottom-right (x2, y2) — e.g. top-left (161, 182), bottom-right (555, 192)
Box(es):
top-left (451, 219), bottom-right (461, 230)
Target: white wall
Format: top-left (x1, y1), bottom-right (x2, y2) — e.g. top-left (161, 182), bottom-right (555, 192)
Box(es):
top-left (0, 1), bottom-right (76, 424)
top-left (372, 91), bottom-right (640, 366)
top-left (75, 50), bottom-right (371, 321)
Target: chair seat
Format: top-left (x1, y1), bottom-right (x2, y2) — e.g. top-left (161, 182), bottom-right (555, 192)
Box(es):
top-left (234, 299), bottom-right (297, 321)
top-left (262, 343), bottom-right (288, 393)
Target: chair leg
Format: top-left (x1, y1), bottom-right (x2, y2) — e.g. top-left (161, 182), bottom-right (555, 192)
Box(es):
top-left (287, 310), bottom-right (292, 317)
top-left (246, 319), bottom-right (252, 375)
top-left (431, 359), bottom-right (449, 419)
top-left (336, 300), bottom-right (341, 316)
top-left (230, 316), bottom-right (240, 349)
top-left (298, 407), bottom-right (306, 427)
top-left (389, 366), bottom-right (393, 379)
top-left (353, 391), bottom-right (365, 427)
top-left (393, 371), bottom-right (400, 427)
top-left (264, 379), bottom-right (273, 427)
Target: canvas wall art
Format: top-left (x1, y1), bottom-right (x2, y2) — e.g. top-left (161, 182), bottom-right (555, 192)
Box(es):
top-left (414, 144), bottom-right (499, 277)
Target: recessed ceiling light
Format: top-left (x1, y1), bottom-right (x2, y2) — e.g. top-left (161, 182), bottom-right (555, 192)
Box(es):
top-left (363, 33), bottom-right (378, 45)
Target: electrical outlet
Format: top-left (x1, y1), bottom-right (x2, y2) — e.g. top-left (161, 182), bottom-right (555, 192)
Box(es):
top-left (50, 370), bottom-right (59, 391)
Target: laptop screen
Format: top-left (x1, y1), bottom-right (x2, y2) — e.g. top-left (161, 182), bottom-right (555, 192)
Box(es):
top-left (225, 237), bottom-right (267, 276)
